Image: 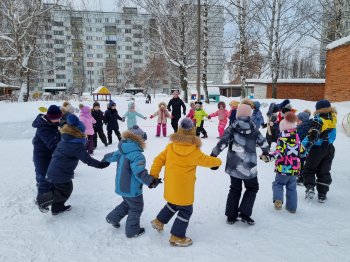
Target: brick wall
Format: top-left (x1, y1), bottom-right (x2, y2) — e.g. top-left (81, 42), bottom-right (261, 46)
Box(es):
top-left (325, 44), bottom-right (350, 102)
top-left (266, 83), bottom-right (325, 101)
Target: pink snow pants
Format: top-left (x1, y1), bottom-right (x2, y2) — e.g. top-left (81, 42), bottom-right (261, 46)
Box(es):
top-left (156, 123), bottom-right (167, 137)
top-left (218, 121), bottom-right (227, 138)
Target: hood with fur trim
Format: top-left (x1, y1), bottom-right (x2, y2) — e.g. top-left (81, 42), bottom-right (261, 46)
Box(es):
top-left (121, 130), bottom-right (146, 149)
top-left (60, 124), bottom-right (86, 138)
top-left (158, 102), bottom-right (167, 109)
top-left (314, 107), bottom-right (337, 116)
top-left (169, 129), bottom-right (202, 156)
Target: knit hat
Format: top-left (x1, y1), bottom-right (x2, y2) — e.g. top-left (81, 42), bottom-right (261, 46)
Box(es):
top-left (93, 101), bottom-right (100, 108)
top-left (67, 114), bottom-right (85, 133)
top-left (253, 101), bottom-right (261, 110)
top-left (315, 99), bottom-right (331, 110)
top-left (297, 111), bottom-right (311, 122)
top-left (178, 118), bottom-right (196, 135)
top-left (129, 125), bottom-right (147, 141)
top-left (46, 105), bottom-right (63, 120)
top-left (278, 99), bottom-right (291, 111)
top-left (229, 100), bottom-right (240, 107)
top-left (279, 112), bottom-right (297, 132)
top-left (108, 100), bottom-right (116, 107)
top-left (236, 103), bottom-right (253, 118)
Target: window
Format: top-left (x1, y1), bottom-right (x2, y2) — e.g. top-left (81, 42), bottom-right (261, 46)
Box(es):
top-left (125, 55), bottom-right (132, 59)
top-left (125, 19), bottom-right (131, 25)
top-left (126, 46), bottom-right (132, 51)
top-left (134, 50), bottom-right (142, 55)
top-left (87, 54), bottom-right (93, 58)
top-left (55, 57), bottom-right (65, 62)
top-left (125, 37), bottom-right (132, 42)
top-left (125, 29), bottom-right (131, 34)
top-left (56, 83), bottom-right (66, 87)
top-left (96, 36), bottom-right (103, 41)
top-left (96, 28), bottom-right (103, 32)
top-left (87, 70), bottom-right (94, 75)
top-left (105, 18), bottom-right (109, 23)
top-left (133, 42), bottom-right (142, 47)
top-left (133, 25), bottom-right (143, 30)
top-left (88, 79), bottom-right (94, 84)
top-left (55, 48), bottom-right (65, 53)
top-left (67, 62), bottom-right (72, 66)
top-left (53, 30), bottom-right (64, 35)
top-left (118, 46), bottom-right (122, 50)
top-left (44, 25), bottom-right (51, 30)
top-left (56, 74), bottom-right (66, 79)
top-left (96, 54), bottom-right (103, 59)
top-left (117, 28), bottom-right (122, 33)
top-left (86, 36), bottom-right (93, 40)
top-left (87, 45), bottom-right (93, 49)
top-left (87, 27), bottom-right (92, 32)
top-left (53, 21), bottom-right (64, 26)
top-left (97, 62), bottom-right (103, 66)
top-left (117, 63), bottom-right (122, 67)
top-left (97, 45), bottom-right (103, 49)
top-left (46, 43), bottom-right (53, 48)
top-left (116, 19), bottom-right (120, 24)
top-left (57, 66), bottom-right (65, 70)
top-left (117, 55), bottom-right (121, 59)
top-left (133, 33), bottom-right (142, 38)
top-left (66, 35), bottom-right (71, 40)
top-left (125, 63), bottom-right (132, 68)
top-left (45, 35), bottom-right (52, 39)
top-left (95, 18), bottom-right (102, 23)
top-left (87, 62), bottom-right (94, 67)
top-left (54, 39), bottom-right (64, 44)
top-left (48, 79), bottom-right (54, 83)
top-left (134, 59), bottom-right (142, 63)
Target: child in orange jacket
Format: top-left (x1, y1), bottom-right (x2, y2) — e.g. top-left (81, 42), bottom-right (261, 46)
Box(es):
top-left (150, 118), bottom-right (222, 247)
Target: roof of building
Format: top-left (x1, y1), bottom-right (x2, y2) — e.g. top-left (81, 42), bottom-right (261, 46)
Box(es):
top-left (42, 87), bottom-right (67, 90)
top-left (0, 82), bottom-right (20, 89)
top-left (190, 87), bottom-right (220, 95)
top-left (246, 78), bottom-right (325, 84)
top-left (327, 35), bottom-right (350, 50)
top-left (93, 86), bottom-right (111, 94)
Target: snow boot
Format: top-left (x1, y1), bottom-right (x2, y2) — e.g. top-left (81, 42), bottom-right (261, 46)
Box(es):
top-left (239, 213), bottom-right (255, 225)
top-left (169, 235), bottom-right (193, 247)
top-left (274, 200), bottom-right (283, 210)
top-left (201, 134), bottom-right (208, 139)
top-left (37, 192), bottom-right (54, 213)
top-left (226, 217), bottom-right (238, 225)
top-left (52, 205), bottom-right (72, 216)
top-left (305, 187), bottom-right (315, 200)
top-left (151, 219), bottom-right (164, 232)
top-left (318, 194), bottom-right (327, 203)
top-left (127, 228), bottom-right (145, 238)
top-left (286, 208), bottom-right (296, 214)
top-left (106, 217), bottom-right (121, 229)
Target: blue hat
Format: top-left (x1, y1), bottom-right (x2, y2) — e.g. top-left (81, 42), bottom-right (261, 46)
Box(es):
top-left (180, 118), bottom-right (194, 130)
top-left (253, 101), bottom-right (261, 110)
top-left (130, 125), bottom-right (147, 141)
top-left (108, 100), bottom-right (116, 107)
top-left (316, 99), bottom-right (331, 110)
top-left (46, 105), bottom-right (62, 120)
top-left (67, 114), bottom-right (85, 133)
top-left (278, 99), bottom-right (291, 110)
top-left (297, 112), bottom-right (310, 122)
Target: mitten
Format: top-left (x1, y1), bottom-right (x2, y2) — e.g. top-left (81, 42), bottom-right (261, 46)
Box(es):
top-left (99, 161), bottom-right (110, 169)
top-left (150, 115), bottom-right (154, 119)
top-left (207, 115), bottom-right (211, 120)
top-left (149, 178), bottom-right (162, 188)
top-left (210, 166), bottom-right (219, 170)
top-left (259, 154), bottom-right (271, 163)
top-left (144, 117), bottom-right (147, 120)
top-left (262, 123), bottom-right (267, 129)
top-left (183, 112), bottom-right (186, 115)
top-left (122, 117), bottom-right (125, 122)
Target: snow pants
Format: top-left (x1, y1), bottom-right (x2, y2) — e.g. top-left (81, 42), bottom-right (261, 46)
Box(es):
top-left (272, 174), bottom-right (297, 212)
top-left (85, 135), bottom-right (94, 154)
top-left (302, 143), bottom-right (335, 195)
top-left (34, 155), bottom-right (54, 197)
top-left (93, 125), bottom-right (107, 148)
top-left (225, 176), bottom-right (259, 219)
top-left (106, 195), bottom-right (144, 238)
top-left (196, 120), bottom-right (207, 137)
top-left (156, 123), bottom-right (167, 137)
top-left (171, 117), bottom-right (180, 133)
top-left (157, 202), bottom-right (193, 238)
top-left (107, 128), bottom-right (121, 144)
top-left (218, 121), bottom-right (227, 138)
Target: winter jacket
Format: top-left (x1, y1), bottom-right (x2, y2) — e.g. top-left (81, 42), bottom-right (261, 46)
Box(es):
top-left (229, 109), bottom-right (237, 125)
top-left (46, 125), bottom-right (102, 184)
top-left (209, 109), bottom-right (229, 127)
top-left (270, 129), bottom-right (303, 176)
top-left (91, 109), bottom-right (104, 129)
top-left (252, 109), bottom-right (265, 129)
top-left (104, 108), bottom-right (123, 131)
top-left (211, 117), bottom-right (269, 180)
top-left (32, 114), bottom-right (61, 172)
top-left (123, 102), bottom-right (145, 129)
top-left (151, 129), bottom-right (222, 206)
top-left (297, 119), bottom-right (313, 142)
top-left (302, 107), bottom-right (337, 151)
top-left (265, 114), bottom-right (280, 143)
top-left (193, 109), bottom-right (209, 127)
top-left (103, 131), bottom-right (154, 198)
top-left (151, 102), bottom-right (171, 124)
top-left (186, 108), bottom-right (196, 124)
top-left (167, 97), bottom-right (186, 119)
top-left (79, 106), bottom-right (96, 136)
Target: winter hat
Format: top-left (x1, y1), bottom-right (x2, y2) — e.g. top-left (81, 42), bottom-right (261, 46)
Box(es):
top-left (229, 100), bottom-right (239, 108)
top-left (278, 99), bottom-right (291, 111)
top-left (62, 101), bottom-right (70, 107)
top-left (93, 101), bottom-right (100, 108)
top-left (253, 101), bottom-right (261, 110)
top-left (80, 106), bottom-right (91, 115)
top-left (109, 100), bottom-right (116, 107)
top-left (218, 101), bottom-right (226, 109)
top-left (195, 101), bottom-right (202, 105)
top-left (297, 111), bottom-right (311, 123)
top-left (177, 118), bottom-right (196, 135)
top-left (236, 103), bottom-right (253, 118)
top-left (315, 99), bottom-right (331, 110)
top-left (46, 105), bottom-right (63, 120)
top-left (129, 125), bottom-right (147, 141)
top-left (67, 114), bottom-right (86, 133)
top-left (279, 112), bottom-right (297, 132)
top-left (241, 98), bottom-right (255, 109)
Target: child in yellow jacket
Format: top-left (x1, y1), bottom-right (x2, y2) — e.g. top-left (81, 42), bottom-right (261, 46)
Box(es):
top-left (150, 118), bottom-right (222, 247)
top-left (193, 101), bottom-right (209, 138)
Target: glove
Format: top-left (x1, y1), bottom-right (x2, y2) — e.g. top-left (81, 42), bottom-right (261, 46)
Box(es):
top-left (207, 116), bottom-right (211, 120)
top-left (122, 117), bottom-right (125, 122)
top-left (150, 115), bottom-right (154, 119)
top-left (211, 166), bottom-right (219, 170)
top-left (259, 154), bottom-right (271, 163)
top-left (262, 123), bottom-right (267, 129)
top-left (99, 161), bottom-right (110, 169)
top-left (144, 117), bottom-right (147, 120)
top-left (183, 112), bottom-right (186, 115)
top-left (149, 178), bottom-right (162, 188)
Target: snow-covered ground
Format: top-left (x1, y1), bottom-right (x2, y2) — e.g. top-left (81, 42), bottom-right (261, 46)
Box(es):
top-left (1, 96), bottom-right (350, 262)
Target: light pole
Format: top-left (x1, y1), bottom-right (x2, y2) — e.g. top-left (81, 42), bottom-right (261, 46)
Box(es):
top-left (196, 0), bottom-right (201, 102)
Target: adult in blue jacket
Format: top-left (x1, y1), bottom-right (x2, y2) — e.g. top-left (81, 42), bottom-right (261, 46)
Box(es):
top-left (32, 105), bottom-right (62, 201)
top-left (37, 114), bottom-right (110, 215)
top-left (103, 126), bottom-right (160, 238)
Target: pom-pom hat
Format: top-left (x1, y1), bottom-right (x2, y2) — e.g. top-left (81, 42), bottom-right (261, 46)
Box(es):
top-left (279, 112), bottom-right (297, 131)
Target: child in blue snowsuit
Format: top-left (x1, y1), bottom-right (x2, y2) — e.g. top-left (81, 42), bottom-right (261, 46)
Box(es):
top-left (252, 101), bottom-right (265, 129)
top-left (123, 101), bottom-right (147, 129)
top-left (32, 105), bottom-right (62, 202)
top-left (103, 125), bottom-right (161, 238)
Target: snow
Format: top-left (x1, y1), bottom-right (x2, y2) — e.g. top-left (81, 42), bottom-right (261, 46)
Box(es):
top-left (1, 97), bottom-right (350, 261)
top-left (327, 35), bottom-right (350, 50)
top-left (246, 78), bottom-right (325, 84)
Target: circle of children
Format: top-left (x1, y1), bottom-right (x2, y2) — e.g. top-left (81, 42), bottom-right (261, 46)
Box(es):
top-left (32, 90), bottom-right (336, 247)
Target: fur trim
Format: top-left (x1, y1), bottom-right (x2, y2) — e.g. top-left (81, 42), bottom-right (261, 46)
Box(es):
top-left (60, 124), bottom-right (86, 138)
top-left (314, 107), bottom-right (337, 116)
top-left (170, 130), bottom-right (202, 147)
top-left (122, 131), bottom-right (146, 149)
top-left (158, 101), bottom-right (167, 108)
top-left (241, 98), bottom-right (255, 109)
top-left (284, 112), bottom-right (297, 122)
top-left (304, 109), bottom-right (312, 116)
top-left (62, 101), bottom-right (70, 107)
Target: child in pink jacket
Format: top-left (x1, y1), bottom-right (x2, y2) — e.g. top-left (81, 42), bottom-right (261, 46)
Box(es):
top-left (209, 101), bottom-right (229, 138)
top-left (80, 106), bottom-right (96, 154)
top-left (186, 101), bottom-right (196, 125)
top-left (150, 102), bottom-right (172, 137)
